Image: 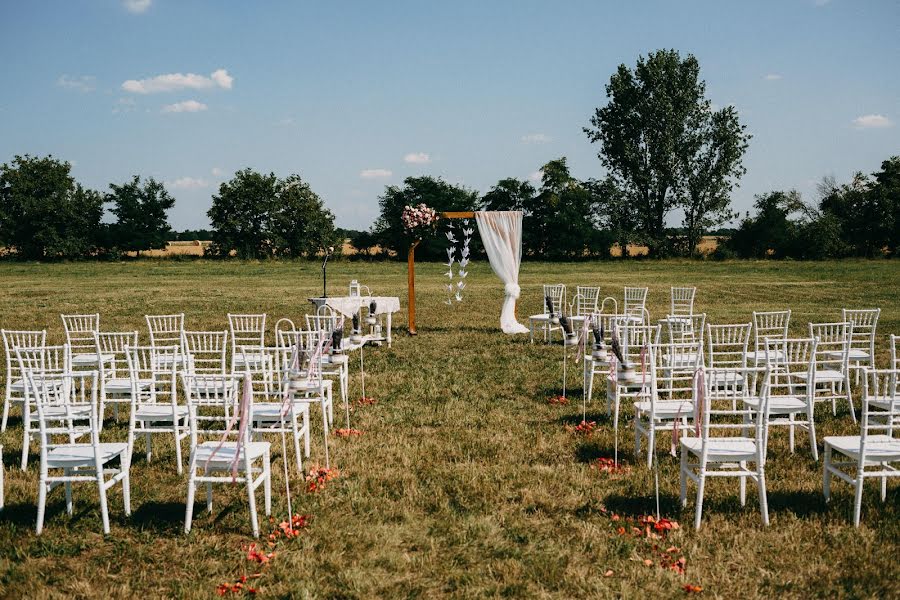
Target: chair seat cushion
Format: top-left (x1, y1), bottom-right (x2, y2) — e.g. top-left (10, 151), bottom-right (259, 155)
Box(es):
top-left (71, 353), bottom-right (114, 365)
top-left (251, 403), bottom-right (308, 421)
top-left (681, 437), bottom-right (759, 461)
top-left (869, 396), bottom-right (900, 411)
top-left (796, 369), bottom-right (843, 382)
top-left (634, 399), bottom-right (694, 418)
top-left (744, 395), bottom-right (807, 413)
top-left (46, 442), bottom-right (128, 467)
top-left (193, 441), bottom-right (270, 464)
top-left (134, 404), bottom-right (188, 421)
top-left (104, 378), bottom-right (152, 393)
top-left (825, 435), bottom-right (900, 463)
top-left (663, 353), bottom-right (701, 368)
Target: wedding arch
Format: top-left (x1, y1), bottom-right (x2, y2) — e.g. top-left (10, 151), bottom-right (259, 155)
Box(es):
top-left (406, 210), bottom-right (529, 335)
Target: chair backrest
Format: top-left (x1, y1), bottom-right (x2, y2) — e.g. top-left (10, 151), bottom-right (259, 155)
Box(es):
top-left (125, 345), bottom-right (179, 406)
top-left (306, 311), bottom-right (339, 333)
top-left (349, 280), bottom-right (371, 297)
top-left (573, 287), bottom-right (600, 317)
top-left (842, 309), bottom-right (879, 355)
top-left (670, 286), bottom-right (696, 316)
top-left (238, 346), bottom-right (283, 399)
top-left (3, 329), bottom-right (47, 394)
top-left (542, 284), bottom-right (566, 315)
top-left (26, 370), bottom-right (102, 440)
top-left (891, 335), bottom-right (900, 374)
top-left (698, 366), bottom-right (769, 453)
top-left (664, 313), bottom-right (706, 346)
top-left (228, 314), bottom-right (266, 355)
top-left (181, 330), bottom-right (229, 375)
top-left (808, 321), bottom-right (850, 369)
top-left (706, 323), bottom-right (752, 370)
top-left (15, 345), bottom-right (71, 383)
top-left (624, 287), bottom-right (648, 317)
top-left (651, 339), bottom-right (702, 398)
top-left (616, 322), bottom-right (661, 362)
top-left (95, 331), bottom-right (139, 381)
top-left (182, 373), bottom-right (244, 442)
top-left (860, 368), bottom-right (900, 445)
top-left (146, 313), bottom-right (185, 348)
top-left (763, 337), bottom-right (817, 399)
top-left (61, 313), bottom-right (100, 354)
top-left (752, 310), bottom-right (791, 353)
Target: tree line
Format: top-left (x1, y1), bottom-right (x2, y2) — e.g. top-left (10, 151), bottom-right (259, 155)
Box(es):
top-left (3, 49), bottom-right (896, 261)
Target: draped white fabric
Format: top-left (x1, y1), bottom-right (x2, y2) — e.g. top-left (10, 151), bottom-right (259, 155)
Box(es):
top-left (475, 211), bottom-right (529, 334)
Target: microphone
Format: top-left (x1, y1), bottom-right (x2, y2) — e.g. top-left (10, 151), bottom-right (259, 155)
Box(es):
top-left (322, 246), bottom-right (335, 298)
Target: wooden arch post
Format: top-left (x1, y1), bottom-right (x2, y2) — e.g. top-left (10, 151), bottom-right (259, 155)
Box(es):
top-left (407, 211), bottom-right (474, 335)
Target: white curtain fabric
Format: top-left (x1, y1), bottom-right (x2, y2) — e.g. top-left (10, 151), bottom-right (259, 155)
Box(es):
top-left (475, 211), bottom-right (529, 334)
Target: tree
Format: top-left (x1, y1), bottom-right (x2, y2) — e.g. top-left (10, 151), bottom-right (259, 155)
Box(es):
top-left (727, 190), bottom-right (805, 258)
top-left (106, 175), bottom-right (175, 255)
top-left (585, 49), bottom-right (748, 256)
top-left (481, 178), bottom-right (535, 212)
top-left (529, 158), bottom-right (599, 259)
top-left (270, 174), bottom-right (340, 258)
top-left (372, 176), bottom-right (479, 260)
top-left (207, 169), bottom-right (337, 259)
top-left (677, 106), bottom-right (749, 255)
top-left (587, 176), bottom-right (637, 258)
top-left (0, 154), bottom-right (103, 260)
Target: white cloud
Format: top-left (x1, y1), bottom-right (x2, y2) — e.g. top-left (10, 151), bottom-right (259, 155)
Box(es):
top-left (403, 152), bottom-right (431, 164)
top-left (167, 176), bottom-right (209, 190)
top-left (123, 0), bottom-right (152, 13)
top-left (122, 68), bottom-right (233, 94)
top-left (853, 114), bottom-right (893, 129)
top-left (211, 167), bottom-right (224, 177)
top-left (57, 75), bottom-right (96, 92)
top-left (763, 74), bottom-right (783, 81)
top-left (112, 97), bottom-right (136, 114)
top-left (521, 133), bottom-right (551, 144)
top-left (162, 100), bottom-right (208, 113)
top-left (360, 169), bottom-right (392, 179)
top-left (528, 170), bottom-right (543, 183)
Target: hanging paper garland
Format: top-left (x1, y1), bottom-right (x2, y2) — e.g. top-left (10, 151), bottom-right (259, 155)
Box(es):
top-left (444, 221), bottom-right (456, 305)
top-left (443, 219), bottom-right (471, 304)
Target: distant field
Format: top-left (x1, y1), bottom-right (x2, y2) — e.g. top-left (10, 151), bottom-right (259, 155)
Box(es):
top-left (136, 235), bottom-right (723, 258)
top-left (0, 259), bottom-right (898, 598)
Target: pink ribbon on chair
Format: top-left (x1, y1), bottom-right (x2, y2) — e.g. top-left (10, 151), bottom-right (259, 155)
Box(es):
top-left (693, 368), bottom-right (705, 437)
top-left (203, 372), bottom-right (252, 482)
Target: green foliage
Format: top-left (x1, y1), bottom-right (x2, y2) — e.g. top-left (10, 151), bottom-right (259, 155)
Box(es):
top-left (0, 154), bottom-right (103, 260)
top-left (372, 176), bottom-right (479, 260)
top-left (105, 175), bottom-right (175, 254)
top-left (349, 229), bottom-right (379, 257)
top-left (207, 169), bottom-right (338, 259)
top-left (727, 190), bottom-right (804, 258)
top-left (585, 49), bottom-right (749, 256)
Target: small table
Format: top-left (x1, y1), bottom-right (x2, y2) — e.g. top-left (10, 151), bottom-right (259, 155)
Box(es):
top-left (308, 296), bottom-right (401, 347)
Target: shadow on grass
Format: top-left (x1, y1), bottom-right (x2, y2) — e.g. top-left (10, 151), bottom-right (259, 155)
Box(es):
top-left (555, 411), bottom-right (611, 426)
top-left (131, 501), bottom-right (188, 534)
top-left (603, 492), bottom-right (682, 517)
top-left (574, 439), bottom-right (622, 463)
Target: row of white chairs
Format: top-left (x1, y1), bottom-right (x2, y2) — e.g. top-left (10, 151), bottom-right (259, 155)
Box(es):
top-left (7, 330), bottom-right (334, 537)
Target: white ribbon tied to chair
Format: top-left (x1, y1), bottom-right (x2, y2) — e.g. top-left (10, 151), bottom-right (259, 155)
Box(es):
top-left (475, 211), bottom-right (529, 334)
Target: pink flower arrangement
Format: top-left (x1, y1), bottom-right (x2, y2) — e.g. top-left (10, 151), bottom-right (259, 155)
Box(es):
top-left (401, 203), bottom-right (439, 238)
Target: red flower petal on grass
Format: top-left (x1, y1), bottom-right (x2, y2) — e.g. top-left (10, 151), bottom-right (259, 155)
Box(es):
top-left (683, 584), bottom-right (703, 594)
top-left (547, 395), bottom-right (569, 405)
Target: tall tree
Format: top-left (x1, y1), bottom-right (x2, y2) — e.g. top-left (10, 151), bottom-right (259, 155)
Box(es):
top-left (727, 190), bottom-right (805, 259)
top-left (677, 106), bottom-right (749, 255)
top-left (208, 169), bottom-right (279, 258)
top-left (207, 169), bottom-right (338, 259)
top-left (271, 174), bottom-right (340, 257)
top-left (106, 175), bottom-right (175, 255)
top-left (373, 176), bottom-right (479, 260)
top-left (530, 158), bottom-right (599, 259)
top-left (585, 49), bottom-right (748, 256)
top-left (480, 178), bottom-right (535, 212)
top-left (0, 154), bottom-right (103, 260)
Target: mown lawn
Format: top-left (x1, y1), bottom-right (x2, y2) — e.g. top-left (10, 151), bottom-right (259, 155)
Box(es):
top-left (0, 258), bottom-right (898, 599)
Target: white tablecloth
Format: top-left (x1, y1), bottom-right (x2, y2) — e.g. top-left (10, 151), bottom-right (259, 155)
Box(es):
top-left (308, 296), bottom-right (401, 318)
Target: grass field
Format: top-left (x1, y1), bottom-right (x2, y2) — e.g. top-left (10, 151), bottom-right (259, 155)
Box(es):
top-left (0, 259), bottom-right (898, 599)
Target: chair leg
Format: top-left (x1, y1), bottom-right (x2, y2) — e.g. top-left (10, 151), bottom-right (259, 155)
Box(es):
top-left (36, 479), bottom-right (47, 535)
top-left (807, 407), bottom-right (818, 461)
top-left (174, 424), bottom-right (184, 475)
top-left (321, 400), bottom-right (330, 469)
top-left (823, 444), bottom-right (832, 500)
top-left (845, 376), bottom-right (857, 424)
top-left (247, 473), bottom-right (259, 539)
top-left (206, 482), bottom-right (213, 513)
top-left (303, 408), bottom-right (311, 457)
top-left (292, 415), bottom-right (303, 477)
top-left (739, 462), bottom-right (747, 506)
top-left (65, 476), bottom-right (73, 515)
top-left (758, 468), bottom-right (769, 526)
top-left (679, 449), bottom-right (687, 507)
top-left (263, 452), bottom-right (272, 516)
top-left (694, 473), bottom-right (706, 531)
top-left (1, 397), bottom-right (10, 432)
top-left (646, 426), bottom-right (655, 469)
top-left (20, 426), bottom-right (30, 471)
top-left (853, 470), bottom-right (865, 527)
top-left (185, 476), bottom-right (195, 534)
top-left (788, 415), bottom-right (795, 453)
top-left (97, 472), bottom-right (111, 535)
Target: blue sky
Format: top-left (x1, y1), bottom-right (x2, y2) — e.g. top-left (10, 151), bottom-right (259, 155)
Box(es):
top-left (1, 0), bottom-right (897, 231)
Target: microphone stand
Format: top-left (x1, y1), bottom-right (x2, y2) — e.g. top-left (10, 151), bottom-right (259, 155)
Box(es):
top-left (322, 247), bottom-right (333, 298)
